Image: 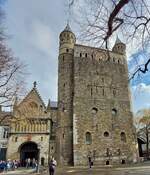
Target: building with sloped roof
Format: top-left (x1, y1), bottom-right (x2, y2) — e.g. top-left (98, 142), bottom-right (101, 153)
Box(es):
top-left (6, 82), bottom-right (57, 165)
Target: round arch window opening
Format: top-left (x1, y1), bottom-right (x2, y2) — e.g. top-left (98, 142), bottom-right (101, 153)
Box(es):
top-left (104, 131), bottom-right (109, 137)
top-left (92, 107), bottom-right (98, 114)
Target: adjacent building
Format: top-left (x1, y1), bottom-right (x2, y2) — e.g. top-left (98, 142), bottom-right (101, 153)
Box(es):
top-left (0, 107), bottom-right (11, 160)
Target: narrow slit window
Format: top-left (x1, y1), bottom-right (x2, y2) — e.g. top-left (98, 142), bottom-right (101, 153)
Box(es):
top-left (91, 88), bottom-right (93, 96)
top-left (102, 89), bottom-right (105, 96)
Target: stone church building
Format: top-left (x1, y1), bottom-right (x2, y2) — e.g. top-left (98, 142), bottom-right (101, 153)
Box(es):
top-left (6, 24), bottom-right (138, 166)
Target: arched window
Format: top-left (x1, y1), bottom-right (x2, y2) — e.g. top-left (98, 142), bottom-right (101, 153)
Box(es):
top-left (62, 55), bottom-right (64, 62)
top-left (102, 89), bottom-right (105, 96)
top-left (117, 149), bottom-right (121, 155)
top-left (91, 107), bottom-right (98, 114)
top-left (91, 88), bottom-right (93, 96)
top-left (41, 157), bottom-right (45, 166)
top-left (104, 131), bottom-right (109, 137)
top-left (106, 160), bottom-right (109, 165)
top-left (120, 132), bottom-right (126, 142)
top-left (85, 53), bottom-right (87, 57)
top-left (85, 132), bottom-right (92, 144)
top-left (106, 148), bottom-right (109, 157)
top-left (121, 159), bottom-right (126, 164)
top-left (113, 89), bottom-right (116, 97)
top-left (41, 137), bottom-right (43, 141)
top-left (112, 108), bottom-right (117, 115)
top-left (80, 53), bottom-right (82, 57)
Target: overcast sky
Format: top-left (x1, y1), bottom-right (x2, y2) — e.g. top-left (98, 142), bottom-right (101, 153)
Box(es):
top-left (1, 0), bottom-right (150, 113)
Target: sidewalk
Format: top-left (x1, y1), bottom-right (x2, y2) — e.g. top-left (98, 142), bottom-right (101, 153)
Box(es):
top-left (2, 162), bottom-right (150, 175)
top-left (40, 161), bottom-right (150, 175)
top-left (2, 168), bottom-right (36, 174)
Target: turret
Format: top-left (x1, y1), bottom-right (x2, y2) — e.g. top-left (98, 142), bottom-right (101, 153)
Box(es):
top-left (59, 23), bottom-right (76, 55)
top-left (57, 24), bottom-right (75, 165)
top-left (112, 36), bottom-right (126, 55)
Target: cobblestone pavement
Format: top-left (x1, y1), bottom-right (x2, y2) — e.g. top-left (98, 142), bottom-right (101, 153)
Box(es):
top-left (1, 168), bottom-right (35, 175)
top-left (54, 165), bottom-right (150, 175)
top-left (2, 164), bottom-right (150, 175)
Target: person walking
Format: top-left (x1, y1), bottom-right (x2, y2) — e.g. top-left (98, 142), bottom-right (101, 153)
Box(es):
top-left (88, 156), bottom-right (93, 168)
top-left (26, 158), bottom-right (31, 168)
top-left (49, 157), bottom-right (57, 175)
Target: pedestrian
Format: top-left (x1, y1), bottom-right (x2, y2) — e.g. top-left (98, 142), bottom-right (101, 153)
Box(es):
top-left (88, 156), bottom-right (93, 168)
top-left (26, 158), bottom-right (31, 168)
top-left (35, 160), bottom-right (38, 173)
top-left (0, 160), bottom-right (4, 173)
top-left (14, 160), bottom-right (18, 169)
top-left (49, 157), bottom-right (57, 175)
top-left (32, 158), bottom-right (36, 169)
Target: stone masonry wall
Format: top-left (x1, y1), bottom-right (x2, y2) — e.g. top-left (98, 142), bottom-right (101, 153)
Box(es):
top-left (73, 44), bottom-right (137, 165)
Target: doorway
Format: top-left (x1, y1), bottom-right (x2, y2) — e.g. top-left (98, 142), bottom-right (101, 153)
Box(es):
top-left (19, 141), bottom-right (39, 166)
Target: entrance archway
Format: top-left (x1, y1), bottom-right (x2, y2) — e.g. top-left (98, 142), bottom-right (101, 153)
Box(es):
top-left (19, 141), bottom-right (39, 166)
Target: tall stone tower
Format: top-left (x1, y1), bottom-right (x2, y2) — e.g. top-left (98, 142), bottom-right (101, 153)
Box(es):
top-left (57, 24), bottom-right (76, 165)
top-left (72, 37), bottom-right (138, 165)
top-left (56, 24), bottom-right (138, 166)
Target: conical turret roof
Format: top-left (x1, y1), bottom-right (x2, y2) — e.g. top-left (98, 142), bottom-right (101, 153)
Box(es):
top-left (62, 23), bottom-right (73, 33)
top-left (115, 36), bottom-right (124, 44)
top-left (64, 23), bottom-right (72, 32)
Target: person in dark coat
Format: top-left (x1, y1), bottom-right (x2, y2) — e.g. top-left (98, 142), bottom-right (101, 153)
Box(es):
top-left (49, 157), bottom-right (57, 175)
top-left (88, 156), bottom-right (93, 168)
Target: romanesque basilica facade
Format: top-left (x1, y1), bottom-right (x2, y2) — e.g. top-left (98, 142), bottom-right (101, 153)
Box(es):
top-left (1, 24), bottom-right (139, 166)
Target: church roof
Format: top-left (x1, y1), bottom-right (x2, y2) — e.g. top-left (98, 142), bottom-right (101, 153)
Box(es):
top-left (17, 81), bottom-right (46, 109)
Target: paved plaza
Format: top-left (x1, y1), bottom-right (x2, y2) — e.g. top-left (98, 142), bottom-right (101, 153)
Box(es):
top-left (2, 163), bottom-right (150, 175)
top-left (54, 165), bottom-right (150, 175)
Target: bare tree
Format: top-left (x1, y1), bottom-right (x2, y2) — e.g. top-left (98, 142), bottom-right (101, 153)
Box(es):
top-left (0, 7), bottom-right (26, 111)
top-left (0, 43), bottom-right (25, 107)
top-left (70, 0), bottom-right (150, 79)
top-left (136, 108), bottom-right (150, 159)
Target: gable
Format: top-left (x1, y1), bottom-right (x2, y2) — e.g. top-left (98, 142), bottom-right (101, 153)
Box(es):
top-left (15, 86), bottom-right (47, 118)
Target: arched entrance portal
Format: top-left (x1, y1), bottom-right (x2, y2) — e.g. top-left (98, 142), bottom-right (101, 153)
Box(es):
top-left (19, 142), bottom-right (39, 166)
